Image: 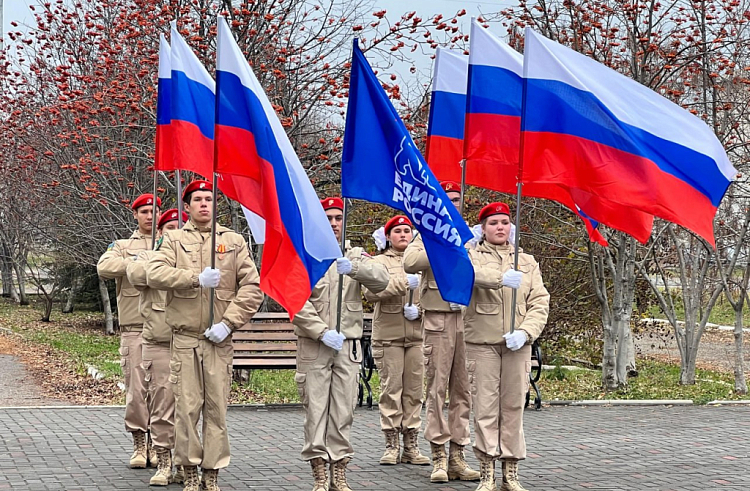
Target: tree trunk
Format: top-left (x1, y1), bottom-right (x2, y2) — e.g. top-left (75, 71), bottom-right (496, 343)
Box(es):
top-left (601, 317), bottom-right (618, 390)
top-left (1, 254), bottom-right (19, 302)
top-left (733, 305), bottom-right (747, 394)
top-left (41, 293), bottom-right (53, 322)
top-left (680, 345), bottom-right (697, 385)
top-left (12, 260), bottom-right (29, 305)
top-left (614, 314), bottom-right (637, 382)
top-left (99, 277), bottom-right (114, 335)
top-left (62, 274), bottom-right (81, 314)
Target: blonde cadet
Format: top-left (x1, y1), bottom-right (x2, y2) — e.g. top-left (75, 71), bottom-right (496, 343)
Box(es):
top-left (126, 209), bottom-right (187, 486)
top-left (146, 180), bottom-right (263, 491)
top-left (364, 215), bottom-right (430, 467)
top-left (292, 197), bottom-right (390, 491)
top-left (464, 202), bottom-right (549, 491)
top-left (97, 193), bottom-right (161, 469)
top-left (403, 181), bottom-right (480, 484)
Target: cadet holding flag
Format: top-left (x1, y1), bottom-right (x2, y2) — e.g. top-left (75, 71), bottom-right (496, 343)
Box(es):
top-left (126, 208), bottom-right (187, 486)
top-left (146, 180), bottom-right (263, 491)
top-left (292, 197), bottom-right (389, 491)
top-left (97, 193), bottom-right (161, 469)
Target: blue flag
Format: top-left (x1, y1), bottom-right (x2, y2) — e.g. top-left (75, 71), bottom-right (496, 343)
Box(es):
top-left (342, 40), bottom-right (474, 305)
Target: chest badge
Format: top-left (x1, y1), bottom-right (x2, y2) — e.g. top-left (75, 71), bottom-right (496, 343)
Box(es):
top-left (216, 243), bottom-right (226, 259)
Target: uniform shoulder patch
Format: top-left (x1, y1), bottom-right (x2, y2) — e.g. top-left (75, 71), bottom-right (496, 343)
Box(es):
top-left (106, 242), bottom-right (115, 251)
top-left (155, 236), bottom-right (163, 251)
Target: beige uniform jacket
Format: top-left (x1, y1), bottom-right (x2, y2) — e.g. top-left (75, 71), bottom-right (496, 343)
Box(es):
top-left (403, 234), bottom-right (453, 312)
top-left (464, 242), bottom-right (549, 345)
top-left (97, 230), bottom-right (152, 329)
top-left (145, 220), bottom-right (262, 337)
top-left (293, 247), bottom-right (389, 340)
top-left (363, 249), bottom-right (423, 346)
top-left (126, 250), bottom-right (170, 345)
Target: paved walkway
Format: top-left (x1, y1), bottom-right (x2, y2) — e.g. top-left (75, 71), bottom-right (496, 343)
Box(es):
top-left (0, 405), bottom-right (748, 490)
top-left (0, 354), bottom-right (63, 407)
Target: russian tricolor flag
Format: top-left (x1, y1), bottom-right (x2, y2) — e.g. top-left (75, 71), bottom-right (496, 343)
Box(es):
top-left (214, 17), bottom-right (341, 317)
top-left (425, 47), bottom-right (468, 183)
top-left (170, 23), bottom-right (214, 179)
top-left (522, 28), bottom-right (737, 246)
top-left (155, 35), bottom-right (173, 171)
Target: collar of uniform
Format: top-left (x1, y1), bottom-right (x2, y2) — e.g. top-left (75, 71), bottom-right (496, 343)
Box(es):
top-left (131, 229), bottom-right (149, 239)
top-left (385, 248), bottom-right (404, 257)
top-left (184, 219), bottom-right (231, 234)
top-left (479, 241), bottom-right (514, 255)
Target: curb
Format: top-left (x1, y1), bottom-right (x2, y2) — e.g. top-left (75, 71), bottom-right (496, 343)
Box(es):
top-left (706, 400), bottom-right (750, 405)
top-left (546, 399), bottom-right (694, 406)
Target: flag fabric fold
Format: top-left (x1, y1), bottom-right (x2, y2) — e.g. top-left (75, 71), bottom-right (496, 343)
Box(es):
top-left (342, 39), bottom-right (474, 306)
top-left (170, 24), bottom-right (214, 179)
top-left (425, 47), bottom-right (468, 183)
top-left (214, 17), bottom-right (341, 317)
top-left (522, 28), bottom-right (737, 245)
top-left (155, 35), bottom-right (173, 171)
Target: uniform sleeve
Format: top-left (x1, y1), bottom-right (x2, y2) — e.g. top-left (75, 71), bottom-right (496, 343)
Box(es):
top-left (146, 233), bottom-right (197, 290)
top-left (518, 260), bottom-right (550, 343)
top-left (363, 256), bottom-right (407, 302)
top-left (403, 235), bottom-right (430, 274)
top-left (126, 251), bottom-right (150, 291)
top-left (97, 241), bottom-right (128, 280)
top-left (292, 300), bottom-right (329, 340)
top-left (349, 250), bottom-right (389, 294)
top-left (221, 241), bottom-right (264, 331)
top-left (470, 250), bottom-right (502, 290)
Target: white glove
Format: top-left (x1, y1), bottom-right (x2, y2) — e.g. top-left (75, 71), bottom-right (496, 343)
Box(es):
top-left (372, 227), bottom-right (387, 251)
top-left (449, 302), bottom-right (462, 311)
top-left (198, 267), bottom-right (221, 288)
top-left (336, 257), bottom-right (353, 275)
top-left (403, 304), bottom-right (419, 321)
top-left (502, 269), bottom-right (523, 289)
top-left (504, 330), bottom-right (528, 351)
top-left (406, 274), bottom-right (420, 290)
top-left (468, 224), bottom-right (483, 247)
top-left (321, 330), bottom-right (345, 351)
top-left (204, 322), bottom-right (231, 343)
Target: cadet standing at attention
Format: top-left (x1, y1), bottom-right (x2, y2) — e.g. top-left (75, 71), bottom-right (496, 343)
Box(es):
top-left (464, 202), bottom-right (549, 491)
top-left (146, 180), bottom-right (263, 491)
top-left (97, 193), bottom-right (161, 469)
top-left (403, 181), bottom-right (480, 484)
top-left (292, 197), bottom-right (389, 491)
top-left (126, 208), bottom-right (187, 486)
top-left (363, 215), bottom-right (430, 467)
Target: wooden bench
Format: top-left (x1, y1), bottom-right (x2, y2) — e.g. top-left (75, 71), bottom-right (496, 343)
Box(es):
top-left (233, 311), bottom-right (376, 407)
top-left (525, 340), bottom-right (543, 411)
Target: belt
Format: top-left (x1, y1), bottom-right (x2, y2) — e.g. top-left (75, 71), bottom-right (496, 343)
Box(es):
top-left (172, 328), bottom-right (207, 340)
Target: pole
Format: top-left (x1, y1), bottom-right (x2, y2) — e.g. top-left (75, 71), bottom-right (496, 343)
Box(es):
top-left (176, 170), bottom-right (184, 227)
top-left (459, 159), bottom-right (467, 216)
top-left (207, 172), bottom-right (218, 328)
top-left (150, 169), bottom-right (158, 249)
top-left (334, 198), bottom-right (349, 333)
top-left (407, 290), bottom-right (414, 307)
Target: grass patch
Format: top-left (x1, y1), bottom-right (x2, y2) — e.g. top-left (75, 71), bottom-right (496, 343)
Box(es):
top-left (231, 369), bottom-right (381, 404)
top-left (542, 358), bottom-right (743, 404)
top-left (645, 295), bottom-right (749, 326)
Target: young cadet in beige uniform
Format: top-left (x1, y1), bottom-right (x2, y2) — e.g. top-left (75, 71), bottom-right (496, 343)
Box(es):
top-left (127, 208), bottom-right (187, 486)
top-left (292, 197), bottom-right (389, 491)
top-left (97, 193), bottom-right (161, 469)
top-left (146, 180), bottom-right (263, 491)
top-left (465, 203), bottom-right (549, 491)
top-left (363, 215), bottom-right (430, 466)
top-left (403, 181), bottom-right (480, 484)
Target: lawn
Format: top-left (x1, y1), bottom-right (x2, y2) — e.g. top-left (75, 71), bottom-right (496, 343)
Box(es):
top-left (645, 294), bottom-right (750, 326)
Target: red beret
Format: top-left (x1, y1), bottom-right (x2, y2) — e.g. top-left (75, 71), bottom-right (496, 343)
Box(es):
top-left (385, 215), bottom-right (412, 235)
top-left (157, 208), bottom-right (188, 229)
top-left (131, 194), bottom-right (161, 210)
top-left (182, 180), bottom-right (213, 200)
top-left (321, 197), bottom-right (344, 211)
top-left (479, 202), bottom-right (511, 222)
top-left (441, 181), bottom-right (461, 193)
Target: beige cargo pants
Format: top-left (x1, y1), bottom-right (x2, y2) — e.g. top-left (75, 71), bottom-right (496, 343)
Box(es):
top-left (422, 311), bottom-right (471, 446)
top-left (372, 341), bottom-right (424, 431)
top-left (121, 330), bottom-right (149, 434)
top-left (296, 337), bottom-right (361, 462)
top-left (170, 333), bottom-right (233, 469)
top-left (466, 343), bottom-right (531, 460)
top-left (142, 342), bottom-right (174, 450)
